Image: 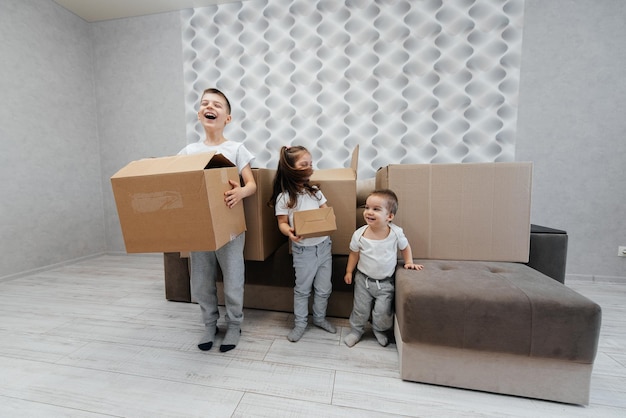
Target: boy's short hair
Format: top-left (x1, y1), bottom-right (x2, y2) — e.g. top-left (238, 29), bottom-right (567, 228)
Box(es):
top-left (201, 87), bottom-right (231, 115)
top-left (370, 189), bottom-right (399, 215)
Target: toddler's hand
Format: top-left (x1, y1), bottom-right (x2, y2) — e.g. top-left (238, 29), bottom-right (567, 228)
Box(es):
top-left (405, 263), bottom-right (423, 270)
top-left (344, 273), bottom-right (353, 285)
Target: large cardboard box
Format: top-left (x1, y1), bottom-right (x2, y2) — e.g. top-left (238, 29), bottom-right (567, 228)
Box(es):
top-left (376, 162), bottom-right (532, 262)
top-left (111, 152), bottom-right (246, 253)
top-left (243, 168), bottom-right (286, 261)
top-left (310, 146), bottom-right (358, 255)
top-left (293, 207), bottom-right (337, 239)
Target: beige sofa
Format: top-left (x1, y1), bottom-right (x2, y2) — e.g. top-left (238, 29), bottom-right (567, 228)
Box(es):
top-left (163, 162), bottom-right (601, 405)
top-left (164, 246), bottom-right (355, 318)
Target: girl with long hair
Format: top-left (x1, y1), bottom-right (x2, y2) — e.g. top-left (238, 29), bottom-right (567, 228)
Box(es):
top-left (269, 146), bottom-right (336, 342)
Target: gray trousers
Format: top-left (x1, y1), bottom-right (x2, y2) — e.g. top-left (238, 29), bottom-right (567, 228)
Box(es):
top-left (190, 232), bottom-right (245, 330)
top-left (291, 238), bottom-right (333, 328)
top-left (349, 270), bottom-right (394, 335)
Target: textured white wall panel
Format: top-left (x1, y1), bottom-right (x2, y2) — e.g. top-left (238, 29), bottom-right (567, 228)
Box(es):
top-left (182, 0), bottom-right (524, 178)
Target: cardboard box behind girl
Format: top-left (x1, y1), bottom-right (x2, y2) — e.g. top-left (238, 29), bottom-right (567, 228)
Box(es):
top-left (243, 168), bottom-right (286, 261)
top-left (310, 146), bottom-right (358, 255)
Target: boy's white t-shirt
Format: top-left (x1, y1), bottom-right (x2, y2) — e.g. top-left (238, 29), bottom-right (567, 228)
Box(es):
top-left (349, 223), bottom-right (409, 280)
top-left (275, 189), bottom-right (328, 247)
top-left (178, 140), bottom-right (254, 173)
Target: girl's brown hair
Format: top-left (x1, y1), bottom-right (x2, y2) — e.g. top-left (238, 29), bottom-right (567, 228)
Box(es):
top-left (268, 146), bottom-right (321, 209)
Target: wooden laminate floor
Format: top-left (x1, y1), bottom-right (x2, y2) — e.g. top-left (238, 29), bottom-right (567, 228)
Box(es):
top-left (0, 254), bottom-right (625, 417)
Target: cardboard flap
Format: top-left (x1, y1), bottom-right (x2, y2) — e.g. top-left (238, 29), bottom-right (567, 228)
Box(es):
top-left (350, 145), bottom-right (359, 174)
top-left (309, 146), bottom-right (358, 182)
top-left (112, 153), bottom-right (219, 178)
top-left (206, 153), bottom-right (236, 169)
top-left (293, 207), bottom-right (337, 238)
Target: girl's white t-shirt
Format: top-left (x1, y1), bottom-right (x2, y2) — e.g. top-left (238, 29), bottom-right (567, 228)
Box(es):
top-left (275, 189), bottom-right (328, 247)
top-left (178, 140), bottom-right (254, 173)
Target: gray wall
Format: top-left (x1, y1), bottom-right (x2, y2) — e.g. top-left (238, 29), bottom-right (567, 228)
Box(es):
top-left (1, 0), bottom-right (625, 281)
top-left (517, 0), bottom-right (626, 281)
top-left (0, 1), bottom-right (185, 278)
top-left (92, 13), bottom-right (186, 253)
top-left (1, 0), bottom-right (104, 278)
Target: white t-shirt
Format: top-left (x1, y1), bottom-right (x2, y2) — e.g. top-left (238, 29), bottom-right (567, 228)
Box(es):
top-left (275, 189), bottom-right (328, 247)
top-left (349, 223), bottom-right (409, 279)
top-left (178, 140), bottom-right (254, 173)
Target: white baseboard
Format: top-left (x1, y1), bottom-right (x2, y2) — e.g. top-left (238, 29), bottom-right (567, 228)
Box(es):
top-left (566, 273), bottom-right (626, 284)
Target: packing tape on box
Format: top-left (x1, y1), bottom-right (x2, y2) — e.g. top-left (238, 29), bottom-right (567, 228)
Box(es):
top-left (131, 191), bottom-right (183, 213)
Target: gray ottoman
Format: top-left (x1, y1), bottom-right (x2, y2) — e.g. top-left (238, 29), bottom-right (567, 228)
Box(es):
top-left (394, 260), bottom-right (602, 405)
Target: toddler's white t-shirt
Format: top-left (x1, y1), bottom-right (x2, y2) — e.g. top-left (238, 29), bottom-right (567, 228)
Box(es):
top-left (349, 223), bottom-right (409, 279)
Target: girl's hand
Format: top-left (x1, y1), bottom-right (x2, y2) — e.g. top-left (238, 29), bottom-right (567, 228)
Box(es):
top-left (225, 179), bottom-right (244, 208)
top-left (404, 263), bottom-right (424, 271)
top-left (289, 228), bottom-right (302, 243)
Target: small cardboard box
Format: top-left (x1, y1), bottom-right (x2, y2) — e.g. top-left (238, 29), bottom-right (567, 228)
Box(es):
top-left (376, 162), bottom-right (532, 262)
top-left (310, 146), bottom-right (359, 255)
top-left (293, 207), bottom-right (337, 239)
top-left (111, 152), bottom-right (246, 253)
top-left (243, 168), bottom-right (286, 261)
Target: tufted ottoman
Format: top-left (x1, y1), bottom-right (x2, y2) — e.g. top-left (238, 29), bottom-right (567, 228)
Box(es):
top-left (394, 260), bottom-right (602, 405)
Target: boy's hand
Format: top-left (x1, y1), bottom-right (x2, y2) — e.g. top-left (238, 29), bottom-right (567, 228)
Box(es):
top-left (225, 179), bottom-right (244, 208)
top-left (404, 263), bottom-right (423, 270)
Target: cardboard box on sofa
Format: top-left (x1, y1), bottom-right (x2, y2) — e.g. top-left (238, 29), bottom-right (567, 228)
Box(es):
top-left (310, 146), bottom-right (358, 254)
top-left (376, 162), bottom-right (532, 262)
top-left (243, 168), bottom-right (286, 261)
top-left (293, 207), bottom-right (337, 239)
top-left (111, 152), bottom-right (246, 253)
